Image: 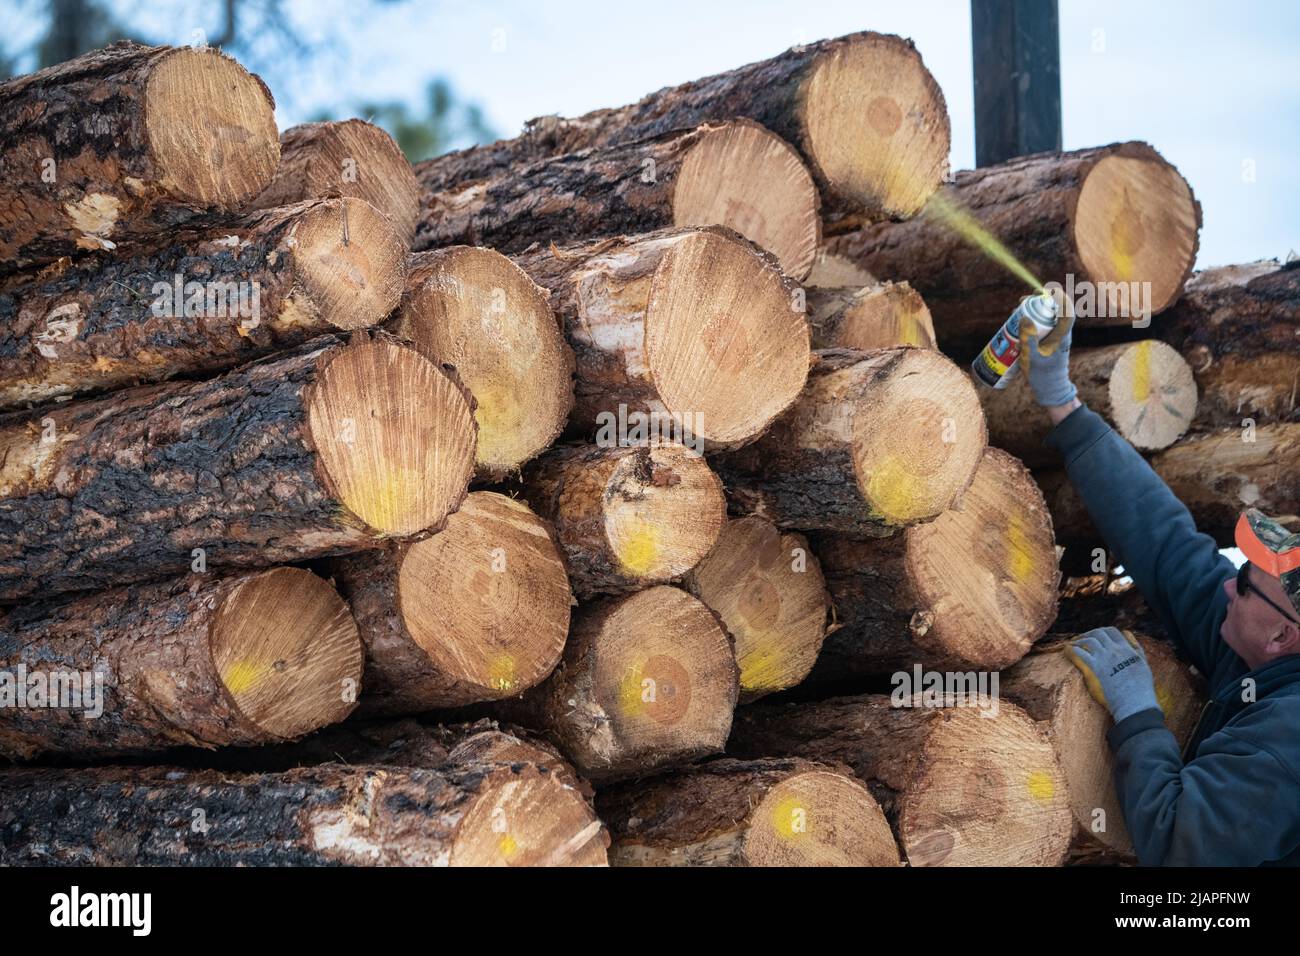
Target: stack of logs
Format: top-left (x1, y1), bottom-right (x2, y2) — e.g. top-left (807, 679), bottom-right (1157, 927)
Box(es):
top-left (0, 30), bottom-right (1286, 868)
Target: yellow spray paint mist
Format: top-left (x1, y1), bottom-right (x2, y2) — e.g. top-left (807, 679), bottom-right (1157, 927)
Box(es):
top-left (923, 192), bottom-right (1046, 294)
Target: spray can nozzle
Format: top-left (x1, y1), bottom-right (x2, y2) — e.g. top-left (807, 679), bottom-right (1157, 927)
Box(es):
top-left (971, 293), bottom-right (1061, 389)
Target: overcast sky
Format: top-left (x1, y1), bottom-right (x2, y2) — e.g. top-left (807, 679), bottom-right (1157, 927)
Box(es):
top-left (9, 0), bottom-right (1298, 268)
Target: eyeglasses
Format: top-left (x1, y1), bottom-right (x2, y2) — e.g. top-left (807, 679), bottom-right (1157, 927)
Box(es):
top-left (1236, 562), bottom-right (1300, 625)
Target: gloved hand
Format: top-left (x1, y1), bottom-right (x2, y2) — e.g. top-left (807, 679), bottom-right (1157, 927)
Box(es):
top-left (1066, 627), bottom-right (1161, 723)
top-left (1017, 294), bottom-right (1077, 407)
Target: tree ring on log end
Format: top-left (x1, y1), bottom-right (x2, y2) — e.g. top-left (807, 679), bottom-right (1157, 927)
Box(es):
top-left (448, 763), bottom-right (608, 867)
top-left (645, 230), bottom-right (809, 448)
top-left (1074, 152), bottom-right (1199, 315)
top-left (602, 443), bottom-right (726, 584)
top-left (396, 247), bottom-right (573, 478)
top-left (290, 197), bottom-right (407, 332)
top-left (741, 769), bottom-right (900, 866)
top-left (588, 587), bottom-right (736, 767)
top-left (801, 35), bottom-right (950, 218)
top-left (1107, 340), bottom-right (1197, 450)
top-left (209, 567), bottom-right (363, 740)
top-left (671, 120), bottom-right (820, 281)
top-left (904, 448), bottom-right (1058, 669)
top-left (687, 515), bottom-right (830, 701)
top-left (898, 706), bottom-right (1072, 866)
top-left (144, 47), bottom-right (280, 207)
top-left (396, 492), bottom-right (570, 701)
top-left (307, 335), bottom-right (477, 535)
top-left (850, 348), bottom-right (985, 526)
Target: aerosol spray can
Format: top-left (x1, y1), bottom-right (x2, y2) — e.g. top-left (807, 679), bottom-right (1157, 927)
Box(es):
top-left (971, 293), bottom-right (1060, 389)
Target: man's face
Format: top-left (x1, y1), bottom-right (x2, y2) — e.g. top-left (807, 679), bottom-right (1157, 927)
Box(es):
top-left (1221, 564), bottom-right (1300, 669)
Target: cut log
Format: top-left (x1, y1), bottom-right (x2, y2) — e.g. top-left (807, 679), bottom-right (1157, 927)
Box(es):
top-left (685, 515), bottom-right (831, 701)
top-left (808, 447), bottom-right (1058, 677)
top-left (249, 119), bottom-right (421, 244)
top-left (1152, 260), bottom-right (1300, 428)
top-left (0, 333), bottom-right (477, 601)
top-left (828, 143), bottom-right (1202, 343)
top-left (514, 226), bottom-right (810, 451)
top-left (805, 282), bottom-right (936, 350)
top-left (728, 694), bottom-right (1073, 866)
top-left (980, 340), bottom-right (1197, 467)
top-left (417, 120), bottom-right (821, 281)
top-left (0, 758), bottom-right (608, 866)
top-left (415, 32), bottom-right (950, 221)
top-left (714, 348), bottom-right (986, 536)
top-left (0, 197), bottom-right (407, 410)
top-left (0, 567), bottom-right (361, 758)
top-left (597, 756), bottom-right (899, 867)
top-left (806, 248), bottom-right (875, 288)
top-left (0, 42), bottom-right (280, 272)
top-left (494, 586), bottom-right (739, 784)
top-left (327, 491), bottom-right (571, 714)
top-left (1038, 421), bottom-right (1300, 546)
top-left (521, 442), bottom-right (726, 598)
top-left (1002, 634), bottom-right (1205, 863)
top-left (390, 246), bottom-right (573, 479)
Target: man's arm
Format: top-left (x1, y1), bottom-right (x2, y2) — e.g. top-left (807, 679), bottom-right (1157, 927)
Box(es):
top-left (1108, 700), bottom-right (1300, 865)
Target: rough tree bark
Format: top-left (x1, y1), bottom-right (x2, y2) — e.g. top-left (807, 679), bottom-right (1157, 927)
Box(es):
top-left (416, 119), bottom-right (821, 281)
top-left (0, 567), bottom-right (362, 759)
top-left (414, 32), bottom-right (950, 221)
top-left (828, 143), bottom-right (1202, 344)
top-left (520, 442), bottom-right (726, 599)
top-left (808, 448), bottom-right (1058, 677)
top-left (0, 197), bottom-right (407, 410)
top-left (0, 333), bottom-right (477, 601)
top-left (714, 348), bottom-right (987, 536)
top-left (597, 756), bottom-right (900, 867)
top-left (1002, 634), bottom-right (1205, 863)
top-left (250, 119), bottom-right (422, 244)
top-left (513, 225), bottom-right (810, 451)
top-left (327, 492), bottom-right (571, 714)
top-left (0, 42), bottom-right (280, 273)
top-left (492, 586), bottom-right (739, 784)
top-left (980, 340), bottom-right (1197, 467)
top-left (728, 694), bottom-right (1074, 866)
top-left (390, 246), bottom-right (574, 480)
top-left (0, 758), bottom-right (608, 866)
top-left (685, 515), bottom-right (831, 702)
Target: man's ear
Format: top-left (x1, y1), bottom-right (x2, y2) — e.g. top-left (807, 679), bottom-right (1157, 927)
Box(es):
top-left (1269, 620), bottom-right (1300, 656)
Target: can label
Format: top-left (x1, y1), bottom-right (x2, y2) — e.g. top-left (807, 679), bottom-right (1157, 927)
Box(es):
top-left (972, 313), bottom-right (1022, 388)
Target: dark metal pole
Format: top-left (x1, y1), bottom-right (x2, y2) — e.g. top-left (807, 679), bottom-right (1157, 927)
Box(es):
top-left (971, 0), bottom-right (1062, 167)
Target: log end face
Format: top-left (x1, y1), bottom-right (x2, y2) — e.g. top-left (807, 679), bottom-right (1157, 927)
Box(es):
top-left (1108, 340), bottom-right (1198, 450)
top-left (688, 515), bottom-right (830, 701)
top-left (448, 762), bottom-right (609, 867)
top-left (302, 119), bottom-right (421, 243)
top-left (646, 229), bottom-right (810, 449)
top-left (899, 704), bottom-right (1073, 866)
top-left (741, 769), bottom-right (901, 866)
top-left (291, 197), bottom-right (408, 332)
top-left (672, 120), bottom-right (821, 281)
top-left (1074, 149), bottom-right (1201, 318)
top-left (210, 567), bottom-right (363, 740)
top-left (603, 442), bottom-right (726, 587)
top-left (307, 334), bottom-right (477, 536)
top-left (397, 247), bottom-right (573, 477)
top-left (397, 491), bottom-right (571, 702)
top-left (852, 347), bottom-right (986, 528)
top-left (802, 34), bottom-right (950, 219)
top-left (144, 47), bottom-right (280, 208)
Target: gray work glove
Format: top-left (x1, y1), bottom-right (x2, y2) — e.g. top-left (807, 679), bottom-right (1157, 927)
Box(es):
top-left (1067, 627), bottom-right (1161, 724)
top-left (1019, 315), bottom-right (1078, 407)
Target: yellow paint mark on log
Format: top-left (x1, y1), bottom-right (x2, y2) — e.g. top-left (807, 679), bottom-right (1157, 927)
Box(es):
top-left (349, 466), bottom-right (421, 533)
top-left (488, 653), bottom-right (516, 692)
top-left (618, 662), bottom-right (646, 717)
top-left (615, 518), bottom-right (662, 576)
top-left (1007, 512), bottom-right (1035, 584)
top-left (738, 634), bottom-right (786, 694)
top-left (865, 455), bottom-right (926, 522)
top-left (1026, 770), bottom-right (1056, 803)
top-left (471, 382), bottom-right (520, 465)
top-left (222, 660), bottom-right (266, 695)
top-left (498, 834), bottom-right (518, 858)
top-left (1131, 340), bottom-right (1152, 403)
top-left (771, 795), bottom-right (809, 841)
top-left (1155, 683), bottom-right (1173, 715)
